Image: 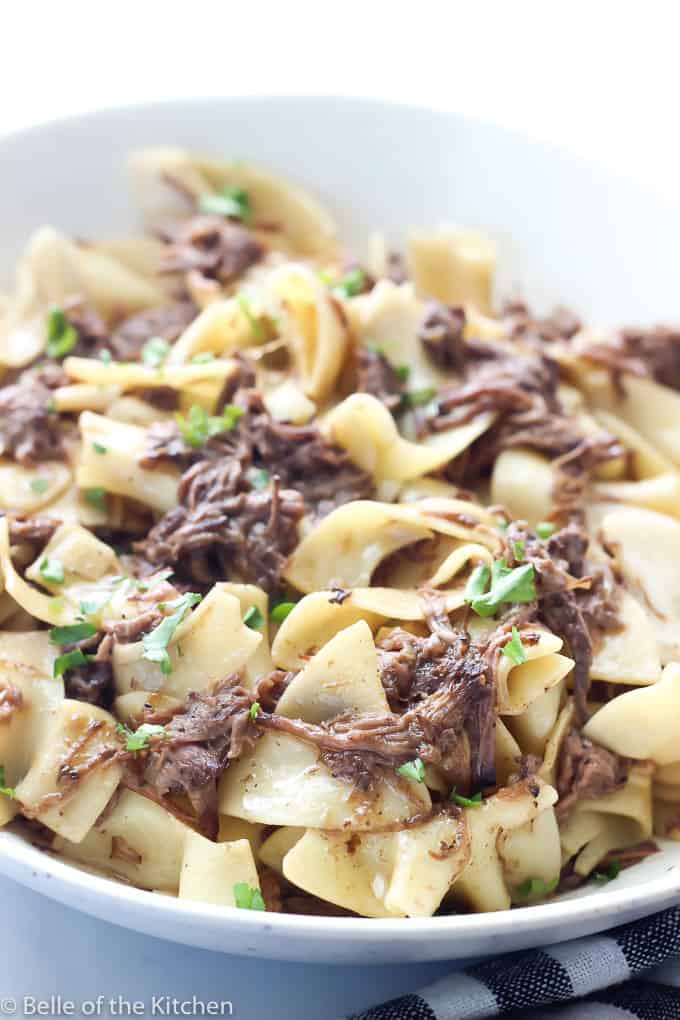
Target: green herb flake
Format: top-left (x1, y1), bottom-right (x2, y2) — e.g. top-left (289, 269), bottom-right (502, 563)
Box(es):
top-left (53, 648), bottom-right (90, 678)
top-left (46, 397), bottom-right (57, 413)
top-left (394, 364), bottom-right (410, 382)
top-left (115, 722), bottom-right (166, 753)
top-left (235, 293), bottom-right (266, 341)
top-left (142, 592), bottom-right (202, 675)
top-left (396, 757), bottom-right (426, 783)
top-left (270, 601), bottom-right (295, 623)
top-left (199, 186), bottom-right (252, 223)
top-left (49, 622), bottom-right (97, 646)
top-left (464, 564), bottom-right (491, 603)
top-left (402, 387), bottom-right (437, 410)
top-left (92, 442), bottom-right (108, 455)
top-left (39, 557), bottom-right (65, 585)
top-left (249, 702), bottom-right (260, 721)
top-left (246, 467), bottom-right (270, 490)
top-left (46, 306), bottom-right (78, 359)
top-left (84, 486), bottom-right (107, 511)
top-left (466, 559), bottom-right (536, 618)
top-left (0, 765), bottom-right (16, 799)
top-left (515, 875), bottom-right (559, 898)
top-left (496, 517), bottom-right (509, 531)
top-left (175, 403), bottom-right (244, 448)
top-left (501, 626), bottom-right (527, 665)
top-left (513, 540), bottom-right (525, 560)
top-left (29, 477), bottom-right (50, 495)
top-left (243, 605), bottom-right (264, 630)
top-left (592, 859), bottom-right (621, 884)
top-left (141, 336), bottom-right (170, 369)
top-left (99, 348), bottom-right (113, 364)
top-left (332, 267), bottom-right (366, 299)
top-left (190, 352), bottom-right (216, 364)
top-left (450, 788), bottom-right (483, 808)
top-left (535, 521), bottom-right (556, 540)
top-left (79, 592), bottom-right (111, 617)
top-left (232, 882), bottom-right (266, 911)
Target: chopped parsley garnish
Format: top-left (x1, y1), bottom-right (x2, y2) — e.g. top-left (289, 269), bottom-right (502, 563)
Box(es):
top-left (515, 875), bottom-right (559, 898)
top-left (116, 722), bottom-right (166, 753)
top-left (496, 517), bottom-right (509, 531)
top-left (513, 540), bottom-right (525, 560)
top-left (450, 788), bottom-right (483, 808)
top-left (592, 859), bottom-right (621, 884)
top-left (536, 521), bottom-right (556, 539)
top-left (236, 294), bottom-right (266, 341)
top-left (232, 882), bottom-right (266, 911)
top-left (29, 477), bottom-right (50, 495)
top-left (270, 601), bottom-right (295, 622)
top-left (175, 403), bottom-right (244, 447)
top-left (141, 336), bottom-right (170, 369)
top-left (46, 397), bottom-right (57, 413)
top-left (84, 486), bottom-right (107, 511)
top-left (465, 559), bottom-right (536, 618)
top-left (39, 557), bottom-right (64, 585)
top-left (402, 387), bottom-right (437, 410)
top-left (249, 702), bottom-right (260, 721)
top-left (396, 757), bottom-right (426, 783)
top-left (53, 648), bottom-right (90, 679)
top-left (246, 467), bottom-right (270, 490)
top-left (332, 267), bottom-right (366, 299)
top-left (243, 605), bottom-right (264, 630)
top-left (199, 186), bottom-right (252, 223)
top-left (501, 626), bottom-right (527, 665)
top-left (142, 592), bottom-right (202, 675)
top-left (190, 352), bottom-right (216, 364)
top-left (99, 348), bottom-right (113, 364)
top-left (46, 306), bottom-right (78, 359)
top-left (79, 592), bottom-right (112, 617)
top-left (49, 621), bottom-right (97, 645)
top-left (92, 442), bottom-right (108, 455)
top-left (394, 364), bottom-right (410, 382)
top-left (0, 766), bottom-right (16, 799)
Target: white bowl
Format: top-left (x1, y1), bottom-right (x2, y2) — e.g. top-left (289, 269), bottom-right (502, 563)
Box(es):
top-left (1, 96), bottom-right (679, 964)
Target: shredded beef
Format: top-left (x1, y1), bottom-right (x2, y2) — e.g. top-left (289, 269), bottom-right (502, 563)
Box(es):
top-left (254, 668), bottom-right (295, 712)
top-left (62, 299), bottom-right (109, 357)
top-left (583, 325), bottom-right (680, 392)
top-left (356, 346), bottom-right (405, 411)
top-left (109, 300), bottom-right (197, 361)
top-left (159, 215), bottom-right (264, 284)
top-left (6, 514), bottom-right (59, 547)
top-left (555, 728), bottom-right (629, 820)
top-left (0, 368), bottom-right (67, 466)
top-left (142, 675), bottom-right (257, 834)
top-left (418, 301), bottom-right (467, 373)
top-left (0, 684), bottom-right (23, 722)
top-left (63, 633), bottom-right (114, 708)
top-left (503, 300), bottom-right (582, 343)
top-left (386, 252), bottom-right (409, 285)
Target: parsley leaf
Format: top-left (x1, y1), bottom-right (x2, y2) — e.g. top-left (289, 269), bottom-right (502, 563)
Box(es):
top-left (501, 626), bottom-right (527, 665)
top-left (496, 517), bottom-right (509, 531)
top-left (46, 306), bottom-right (78, 359)
top-left (513, 540), bottom-right (525, 559)
top-left (450, 787), bottom-right (483, 808)
top-left (394, 364), bottom-right (410, 382)
top-left (79, 592), bottom-right (112, 617)
top-left (53, 648), bottom-right (90, 678)
top-left (84, 487), bottom-right (107, 511)
top-left (396, 758), bottom-right (426, 783)
top-left (332, 267), bottom-right (366, 298)
top-left (270, 601), bottom-right (295, 622)
top-left (142, 593), bottom-right (201, 675)
top-left (49, 622), bottom-right (97, 645)
top-left (592, 859), bottom-right (621, 884)
top-left (190, 352), bottom-right (216, 365)
top-left (535, 521), bottom-right (556, 539)
top-left (92, 442), bottom-right (108, 455)
top-left (99, 348), bottom-right (113, 364)
top-left (232, 882), bottom-right (266, 911)
top-left (466, 559), bottom-right (536, 618)
top-left (116, 722), bottom-right (166, 753)
top-left (464, 564), bottom-right (491, 602)
top-left (402, 387), bottom-right (436, 409)
top-left (246, 467), bottom-right (270, 490)
top-left (175, 403), bottom-right (244, 447)
top-left (29, 477), bottom-right (50, 495)
top-left (39, 557), bottom-right (64, 585)
top-left (515, 875), bottom-right (559, 898)
top-left (243, 605), bottom-right (264, 629)
top-left (249, 702), bottom-right (260, 721)
top-left (235, 294), bottom-right (266, 341)
top-left (141, 336), bottom-right (170, 369)
top-left (0, 765), bottom-right (16, 799)
top-left (199, 187), bottom-right (252, 223)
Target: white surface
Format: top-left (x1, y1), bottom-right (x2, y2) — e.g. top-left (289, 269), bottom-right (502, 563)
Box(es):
top-left (1, 8), bottom-right (679, 1016)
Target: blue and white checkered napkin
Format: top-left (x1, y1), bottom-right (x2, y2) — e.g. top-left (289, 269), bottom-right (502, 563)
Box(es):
top-left (350, 907), bottom-right (680, 1019)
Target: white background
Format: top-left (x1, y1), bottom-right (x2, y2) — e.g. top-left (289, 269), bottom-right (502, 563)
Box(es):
top-left (1, 2), bottom-right (679, 1017)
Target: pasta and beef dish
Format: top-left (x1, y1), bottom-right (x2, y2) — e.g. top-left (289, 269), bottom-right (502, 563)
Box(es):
top-left (0, 148), bottom-right (676, 918)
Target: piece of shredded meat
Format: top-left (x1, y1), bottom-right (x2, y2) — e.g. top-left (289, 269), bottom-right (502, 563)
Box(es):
top-left (62, 633), bottom-right (115, 709)
top-left (0, 366), bottom-right (67, 466)
top-left (355, 346), bottom-right (405, 411)
top-left (582, 324), bottom-right (680, 392)
top-left (555, 728), bottom-right (629, 820)
top-left (418, 301), bottom-right (467, 373)
top-left (159, 215), bottom-right (264, 284)
top-left (6, 514), bottom-right (60, 548)
top-left (110, 300), bottom-right (197, 361)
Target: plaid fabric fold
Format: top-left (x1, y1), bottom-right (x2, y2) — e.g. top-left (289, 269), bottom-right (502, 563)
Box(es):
top-left (350, 906), bottom-right (680, 1020)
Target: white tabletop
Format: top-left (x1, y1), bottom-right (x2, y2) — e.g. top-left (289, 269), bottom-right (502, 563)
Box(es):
top-left (0, 4), bottom-right (677, 1017)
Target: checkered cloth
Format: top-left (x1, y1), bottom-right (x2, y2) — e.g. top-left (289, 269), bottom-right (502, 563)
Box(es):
top-left (350, 906), bottom-right (680, 1019)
